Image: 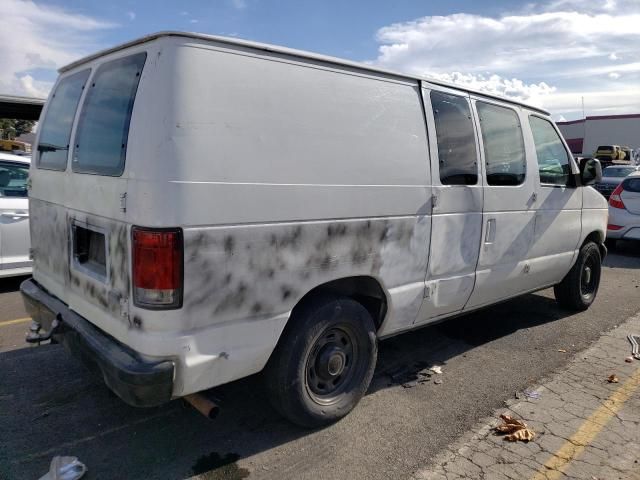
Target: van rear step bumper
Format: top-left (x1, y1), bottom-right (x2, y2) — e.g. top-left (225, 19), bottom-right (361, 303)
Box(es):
top-left (20, 278), bottom-right (174, 407)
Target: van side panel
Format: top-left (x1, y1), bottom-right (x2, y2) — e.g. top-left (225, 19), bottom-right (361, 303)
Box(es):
top-left (121, 39), bottom-right (432, 392)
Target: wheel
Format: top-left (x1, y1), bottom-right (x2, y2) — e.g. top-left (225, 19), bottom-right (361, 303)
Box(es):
top-left (605, 238), bottom-right (617, 249)
top-left (554, 241), bottom-right (602, 311)
top-left (264, 294), bottom-right (377, 428)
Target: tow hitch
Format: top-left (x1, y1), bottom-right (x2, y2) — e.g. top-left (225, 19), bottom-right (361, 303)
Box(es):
top-left (26, 316), bottom-right (61, 344)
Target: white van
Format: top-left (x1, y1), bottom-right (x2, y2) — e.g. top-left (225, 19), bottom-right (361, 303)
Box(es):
top-left (22, 32), bottom-right (607, 427)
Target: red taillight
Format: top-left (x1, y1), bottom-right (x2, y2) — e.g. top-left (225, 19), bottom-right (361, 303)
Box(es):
top-left (132, 227), bottom-right (183, 308)
top-left (609, 184), bottom-right (625, 209)
top-left (607, 224), bottom-right (623, 231)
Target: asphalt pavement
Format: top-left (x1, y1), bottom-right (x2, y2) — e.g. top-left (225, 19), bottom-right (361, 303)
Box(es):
top-left (1, 240), bottom-right (639, 480)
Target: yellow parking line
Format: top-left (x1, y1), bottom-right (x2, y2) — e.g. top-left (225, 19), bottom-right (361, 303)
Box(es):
top-left (0, 317), bottom-right (31, 327)
top-left (531, 366), bottom-right (640, 480)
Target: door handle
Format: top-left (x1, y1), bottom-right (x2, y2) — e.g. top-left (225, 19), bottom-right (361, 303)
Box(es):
top-left (485, 219), bottom-right (496, 244)
top-left (0, 211), bottom-right (29, 218)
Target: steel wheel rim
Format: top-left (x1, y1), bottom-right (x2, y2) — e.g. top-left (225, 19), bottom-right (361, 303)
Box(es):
top-left (580, 254), bottom-right (598, 299)
top-left (305, 325), bottom-right (359, 406)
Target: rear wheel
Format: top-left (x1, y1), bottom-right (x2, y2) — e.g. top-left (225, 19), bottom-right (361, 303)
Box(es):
top-left (554, 241), bottom-right (601, 311)
top-left (264, 294), bottom-right (377, 428)
top-left (605, 238), bottom-right (617, 249)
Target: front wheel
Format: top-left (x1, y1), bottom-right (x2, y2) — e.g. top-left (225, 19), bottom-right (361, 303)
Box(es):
top-left (264, 294), bottom-right (377, 428)
top-left (554, 241), bottom-right (602, 311)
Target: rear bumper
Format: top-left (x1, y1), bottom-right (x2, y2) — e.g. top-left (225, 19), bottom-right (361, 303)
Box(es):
top-left (607, 207), bottom-right (640, 240)
top-left (20, 278), bottom-right (175, 407)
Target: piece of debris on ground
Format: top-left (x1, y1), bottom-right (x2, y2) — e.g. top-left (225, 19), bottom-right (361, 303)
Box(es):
top-left (607, 374), bottom-right (619, 383)
top-left (493, 414), bottom-right (535, 442)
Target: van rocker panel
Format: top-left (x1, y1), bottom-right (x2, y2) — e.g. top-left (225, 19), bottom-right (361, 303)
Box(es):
top-left (20, 278), bottom-right (174, 407)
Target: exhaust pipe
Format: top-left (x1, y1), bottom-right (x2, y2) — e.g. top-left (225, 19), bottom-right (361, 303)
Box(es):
top-left (184, 393), bottom-right (220, 420)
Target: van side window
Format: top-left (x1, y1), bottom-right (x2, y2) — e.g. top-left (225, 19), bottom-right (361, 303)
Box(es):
top-left (37, 69), bottom-right (90, 171)
top-left (73, 52), bottom-right (146, 176)
top-left (529, 116), bottom-right (571, 186)
top-left (477, 102), bottom-right (526, 186)
top-left (430, 91), bottom-right (478, 185)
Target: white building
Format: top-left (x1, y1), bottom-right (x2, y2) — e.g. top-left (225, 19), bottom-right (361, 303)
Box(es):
top-left (557, 113), bottom-right (640, 156)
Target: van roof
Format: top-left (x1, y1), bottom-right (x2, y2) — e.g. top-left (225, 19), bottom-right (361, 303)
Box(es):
top-left (60, 31), bottom-right (550, 116)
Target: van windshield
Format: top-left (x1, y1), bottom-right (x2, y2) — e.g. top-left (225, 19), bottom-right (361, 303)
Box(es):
top-left (72, 52), bottom-right (146, 176)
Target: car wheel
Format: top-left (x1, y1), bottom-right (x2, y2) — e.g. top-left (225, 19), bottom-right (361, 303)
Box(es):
top-left (264, 294), bottom-right (377, 428)
top-left (554, 241), bottom-right (602, 311)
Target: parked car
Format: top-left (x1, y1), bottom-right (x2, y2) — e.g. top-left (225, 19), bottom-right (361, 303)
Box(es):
top-left (22, 32), bottom-right (607, 427)
top-left (607, 171), bottom-right (640, 247)
top-left (594, 165), bottom-right (640, 199)
top-left (0, 152), bottom-right (31, 277)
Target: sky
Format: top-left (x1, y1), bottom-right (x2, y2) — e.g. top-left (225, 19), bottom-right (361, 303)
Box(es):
top-left (1, 0), bottom-right (639, 121)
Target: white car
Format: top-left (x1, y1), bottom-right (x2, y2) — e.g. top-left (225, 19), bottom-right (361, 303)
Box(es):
top-left (0, 152), bottom-right (31, 277)
top-left (607, 171), bottom-right (640, 246)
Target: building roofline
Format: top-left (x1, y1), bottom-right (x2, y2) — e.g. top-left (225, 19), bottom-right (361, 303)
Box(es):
top-left (60, 31), bottom-right (550, 115)
top-left (557, 113), bottom-right (640, 125)
top-left (0, 94), bottom-right (46, 105)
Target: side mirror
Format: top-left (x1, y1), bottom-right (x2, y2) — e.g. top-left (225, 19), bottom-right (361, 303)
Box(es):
top-left (579, 157), bottom-right (602, 186)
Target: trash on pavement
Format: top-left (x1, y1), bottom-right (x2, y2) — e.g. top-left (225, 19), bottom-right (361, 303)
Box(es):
top-left (429, 366), bottom-right (443, 375)
top-left (39, 456), bottom-right (87, 480)
top-left (628, 334), bottom-right (640, 360)
top-left (625, 356), bottom-right (634, 363)
top-left (607, 374), bottom-right (619, 383)
top-left (433, 378), bottom-right (443, 385)
top-left (494, 414), bottom-right (535, 442)
top-left (523, 389), bottom-right (541, 399)
top-left (557, 349), bottom-right (567, 353)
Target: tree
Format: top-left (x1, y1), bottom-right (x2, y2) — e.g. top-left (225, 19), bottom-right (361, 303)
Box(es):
top-left (0, 119), bottom-right (36, 139)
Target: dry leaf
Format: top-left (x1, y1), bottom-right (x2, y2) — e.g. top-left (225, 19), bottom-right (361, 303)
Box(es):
top-left (494, 414), bottom-right (535, 442)
top-left (499, 414), bottom-right (527, 428)
top-left (504, 428), bottom-right (535, 442)
top-left (607, 374), bottom-right (619, 383)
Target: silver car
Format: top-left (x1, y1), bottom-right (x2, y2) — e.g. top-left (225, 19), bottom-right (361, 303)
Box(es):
top-left (595, 165), bottom-right (640, 199)
top-left (0, 152), bottom-right (31, 277)
top-left (607, 171), bottom-right (640, 246)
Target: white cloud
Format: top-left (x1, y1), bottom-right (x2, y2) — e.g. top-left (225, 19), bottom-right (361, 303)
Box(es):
top-left (127, 11), bottom-right (136, 21)
top-left (373, 0), bottom-right (640, 118)
top-left (0, 0), bottom-right (115, 98)
top-left (609, 72), bottom-right (621, 79)
top-left (231, 0), bottom-right (247, 9)
top-left (190, 19), bottom-right (199, 24)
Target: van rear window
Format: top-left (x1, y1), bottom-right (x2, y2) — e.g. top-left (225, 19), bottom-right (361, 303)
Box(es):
top-left (72, 52), bottom-right (146, 176)
top-left (37, 69), bottom-right (90, 171)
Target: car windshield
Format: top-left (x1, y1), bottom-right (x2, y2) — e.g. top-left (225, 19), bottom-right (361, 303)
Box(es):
top-left (603, 167), bottom-right (635, 177)
top-left (597, 146), bottom-right (613, 151)
top-left (0, 161), bottom-right (29, 197)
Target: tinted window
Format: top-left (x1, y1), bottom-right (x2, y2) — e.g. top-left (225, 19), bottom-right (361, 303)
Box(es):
top-left (529, 116), bottom-right (572, 186)
top-left (0, 162), bottom-right (29, 197)
top-left (623, 178), bottom-right (640, 192)
top-left (477, 102), bottom-right (526, 186)
top-left (73, 53), bottom-right (146, 176)
top-left (37, 70), bottom-right (90, 170)
top-left (431, 91), bottom-right (478, 185)
top-left (597, 146), bottom-right (613, 151)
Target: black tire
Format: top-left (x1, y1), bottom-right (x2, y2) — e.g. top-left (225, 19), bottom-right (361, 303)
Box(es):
top-left (605, 238), bottom-right (617, 250)
top-left (264, 294), bottom-right (377, 428)
top-left (554, 241), bottom-right (602, 311)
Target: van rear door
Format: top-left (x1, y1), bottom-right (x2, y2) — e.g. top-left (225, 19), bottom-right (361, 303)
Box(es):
top-left (30, 51), bottom-right (147, 335)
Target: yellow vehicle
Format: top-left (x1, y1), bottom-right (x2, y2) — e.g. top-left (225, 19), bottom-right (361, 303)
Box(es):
top-left (594, 145), bottom-right (624, 166)
top-left (621, 146), bottom-right (632, 161)
top-left (0, 139), bottom-right (31, 154)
